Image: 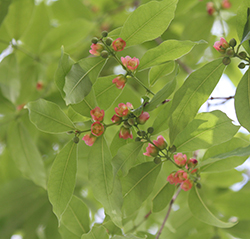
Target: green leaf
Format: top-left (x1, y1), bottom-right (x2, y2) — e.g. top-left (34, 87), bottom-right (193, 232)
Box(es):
top-left (26, 99), bottom-right (76, 133)
top-left (112, 235), bottom-right (146, 239)
top-left (144, 78), bottom-right (176, 112)
top-left (235, 70), bottom-right (250, 132)
top-left (61, 195), bottom-right (90, 236)
top-left (138, 40), bottom-right (205, 70)
top-left (121, 162), bottom-right (161, 217)
top-left (119, 0), bottom-right (178, 47)
top-left (48, 140), bottom-right (77, 221)
top-left (149, 61), bottom-right (175, 86)
top-left (64, 57), bottom-right (107, 105)
top-left (174, 111), bottom-right (239, 152)
top-left (151, 182), bottom-right (175, 213)
top-left (94, 75), bottom-right (123, 110)
top-left (55, 47), bottom-right (75, 99)
top-left (188, 186), bottom-right (236, 228)
top-left (241, 8), bottom-right (250, 44)
top-left (199, 143), bottom-right (250, 172)
top-left (0, 0), bottom-right (12, 27)
top-left (88, 136), bottom-right (123, 227)
top-left (39, 19), bottom-right (94, 53)
top-left (169, 59), bottom-right (225, 144)
top-left (0, 53), bottom-right (19, 104)
top-left (112, 142), bottom-right (144, 177)
top-left (81, 225), bottom-right (109, 239)
top-left (8, 121), bottom-right (46, 188)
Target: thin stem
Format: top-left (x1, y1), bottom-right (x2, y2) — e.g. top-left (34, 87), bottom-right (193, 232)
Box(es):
top-left (155, 187), bottom-right (182, 239)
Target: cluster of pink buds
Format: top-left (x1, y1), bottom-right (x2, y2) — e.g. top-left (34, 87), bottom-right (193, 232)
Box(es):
top-left (143, 135), bottom-right (167, 157)
top-left (167, 153), bottom-right (198, 191)
top-left (111, 102), bottom-right (150, 139)
top-left (82, 106), bottom-right (105, 146)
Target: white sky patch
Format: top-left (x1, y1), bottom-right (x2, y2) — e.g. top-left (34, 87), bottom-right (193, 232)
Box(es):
top-left (113, 65), bottom-right (126, 75)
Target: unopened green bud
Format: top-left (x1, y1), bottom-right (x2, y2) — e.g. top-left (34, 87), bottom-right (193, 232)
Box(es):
top-left (123, 121), bottom-right (131, 128)
top-left (154, 157), bottom-right (161, 164)
top-left (101, 31), bottom-right (108, 37)
top-left (238, 51), bottom-right (247, 59)
top-left (196, 183), bottom-right (202, 189)
top-left (229, 38), bottom-right (237, 47)
top-left (225, 48), bottom-right (234, 57)
top-left (105, 37), bottom-right (113, 46)
top-left (169, 145), bottom-right (176, 153)
top-left (147, 127), bottom-right (154, 134)
top-left (91, 37), bottom-right (99, 44)
top-left (238, 62), bottom-right (246, 69)
top-left (128, 118), bottom-right (136, 126)
top-left (135, 137), bottom-right (141, 142)
top-left (222, 57), bottom-right (231, 65)
top-left (140, 131), bottom-right (146, 137)
top-left (73, 136), bottom-right (79, 144)
top-left (137, 131), bottom-right (142, 136)
top-left (100, 50), bottom-right (109, 58)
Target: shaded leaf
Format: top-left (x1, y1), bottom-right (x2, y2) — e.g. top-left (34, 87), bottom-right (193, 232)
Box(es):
top-left (188, 186), bottom-right (236, 228)
top-left (119, 0), bottom-right (178, 46)
top-left (0, 0), bottom-right (12, 27)
top-left (241, 8), bottom-right (250, 44)
top-left (121, 162), bottom-right (161, 217)
top-left (26, 99), bottom-right (76, 133)
top-left (169, 59), bottom-right (225, 144)
top-left (8, 121), bottom-right (46, 188)
top-left (81, 225), bottom-right (109, 239)
top-left (48, 140), bottom-right (77, 221)
top-left (174, 111), bottom-right (239, 152)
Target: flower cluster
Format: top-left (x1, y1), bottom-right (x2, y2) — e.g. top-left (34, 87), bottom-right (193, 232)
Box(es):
top-left (111, 102), bottom-right (150, 139)
top-left (167, 153), bottom-right (198, 191)
top-left (206, 0), bottom-right (231, 15)
top-left (143, 135), bottom-right (167, 157)
top-left (82, 106), bottom-right (105, 146)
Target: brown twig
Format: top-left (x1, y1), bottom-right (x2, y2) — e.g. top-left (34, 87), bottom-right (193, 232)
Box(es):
top-left (155, 187), bottom-right (182, 239)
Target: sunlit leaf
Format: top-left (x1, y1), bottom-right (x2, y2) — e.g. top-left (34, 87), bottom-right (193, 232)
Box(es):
top-left (48, 140), bottom-right (77, 221)
top-left (188, 186), bottom-right (236, 228)
top-left (120, 0), bottom-right (178, 46)
top-left (26, 99), bottom-right (76, 133)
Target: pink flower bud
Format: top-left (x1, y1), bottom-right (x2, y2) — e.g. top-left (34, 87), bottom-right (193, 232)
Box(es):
top-left (167, 172), bottom-right (178, 185)
top-left (119, 126), bottom-right (133, 139)
top-left (89, 43), bottom-right (104, 56)
top-left (221, 0), bottom-right (231, 9)
top-left (112, 38), bottom-right (126, 51)
top-left (143, 143), bottom-right (159, 157)
top-left (153, 135), bottom-right (167, 150)
top-left (82, 133), bottom-right (97, 146)
top-left (137, 111), bottom-right (150, 125)
top-left (112, 75), bottom-right (127, 89)
top-left (206, 2), bottom-right (215, 15)
top-left (121, 56), bottom-right (140, 71)
top-left (91, 121), bottom-right (104, 136)
top-left (176, 170), bottom-right (188, 182)
top-left (90, 106), bottom-right (105, 122)
top-left (115, 103), bottom-right (133, 117)
top-left (174, 153), bottom-right (187, 167)
top-left (180, 179), bottom-right (193, 191)
top-left (213, 38), bottom-right (230, 53)
top-left (111, 114), bottom-right (122, 124)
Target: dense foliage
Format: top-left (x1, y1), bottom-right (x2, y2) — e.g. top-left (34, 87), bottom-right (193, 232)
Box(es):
top-left (1, 0), bottom-right (250, 238)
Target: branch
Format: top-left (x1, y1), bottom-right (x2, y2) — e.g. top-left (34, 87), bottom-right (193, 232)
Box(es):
top-left (155, 187), bottom-right (182, 239)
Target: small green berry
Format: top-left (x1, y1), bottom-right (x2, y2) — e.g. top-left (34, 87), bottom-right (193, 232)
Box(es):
top-left (169, 145), bottom-right (176, 153)
top-left (238, 51), bottom-right (247, 59)
top-left (196, 183), bottom-right (202, 189)
top-left (154, 157), bottom-right (161, 164)
top-left (137, 131), bottom-right (142, 136)
top-left (229, 38), bottom-right (237, 47)
top-left (135, 137), bottom-right (141, 142)
top-left (101, 31), bottom-right (108, 37)
top-left (100, 50), bottom-right (109, 58)
top-left (140, 131), bottom-right (146, 137)
top-left (238, 62), bottom-right (246, 69)
top-left (147, 127), bottom-right (154, 134)
top-left (105, 37), bottom-right (113, 46)
top-left (222, 57), bottom-right (231, 65)
top-left (225, 48), bottom-right (234, 57)
top-left (73, 136), bottom-right (79, 144)
top-left (91, 37), bottom-right (99, 44)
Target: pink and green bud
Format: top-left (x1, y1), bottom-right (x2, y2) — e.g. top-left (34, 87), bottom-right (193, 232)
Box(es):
top-left (213, 38), bottom-right (230, 53)
top-left (91, 121), bottom-right (104, 137)
top-left (153, 135), bottom-right (167, 150)
top-left (115, 102), bottom-right (133, 117)
top-left (82, 133), bottom-right (97, 146)
top-left (221, 0), bottom-right (231, 9)
top-left (90, 106), bottom-right (105, 122)
top-left (112, 75), bottom-right (127, 89)
top-left (206, 2), bottom-right (215, 15)
top-left (143, 143), bottom-right (159, 157)
top-left (112, 38), bottom-right (126, 51)
top-left (111, 114), bottom-right (122, 124)
top-left (176, 170), bottom-right (188, 182)
top-left (137, 111), bottom-right (150, 125)
top-left (180, 179), bottom-right (193, 191)
top-left (119, 126), bottom-right (133, 139)
top-left (121, 56), bottom-right (140, 71)
top-left (167, 172), bottom-right (178, 185)
top-left (174, 153), bottom-right (187, 167)
top-left (89, 43), bottom-right (104, 56)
